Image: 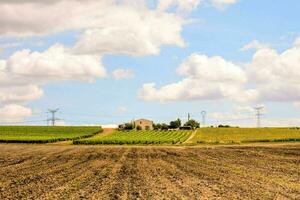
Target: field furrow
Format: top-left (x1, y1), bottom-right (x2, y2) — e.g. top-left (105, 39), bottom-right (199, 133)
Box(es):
top-left (0, 144), bottom-right (299, 200)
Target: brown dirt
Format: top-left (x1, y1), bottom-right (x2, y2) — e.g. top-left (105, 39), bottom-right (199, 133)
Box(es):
top-left (0, 144), bottom-right (299, 200)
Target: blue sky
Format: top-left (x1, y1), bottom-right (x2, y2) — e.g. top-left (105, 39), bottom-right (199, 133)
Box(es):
top-left (0, 0), bottom-right (300, 127)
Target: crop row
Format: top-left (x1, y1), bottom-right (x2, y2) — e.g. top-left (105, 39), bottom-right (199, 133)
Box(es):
top-left (194, 128), bottom-right (300, 144)
top-left (0, 126), bottom-right (102, 143)
top-left (74, 130), bottom-right (192, 145)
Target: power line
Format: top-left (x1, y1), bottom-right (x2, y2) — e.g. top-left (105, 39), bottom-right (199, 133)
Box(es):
top-left (254, 107), bottom-right (263, 128)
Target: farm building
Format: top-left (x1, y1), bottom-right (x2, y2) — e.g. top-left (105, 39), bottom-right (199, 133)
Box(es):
top-left (134, 119), bottom-right (154, 130)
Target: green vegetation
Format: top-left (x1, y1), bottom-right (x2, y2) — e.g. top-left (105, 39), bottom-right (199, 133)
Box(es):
top-left (0, 126), bottom-right (102, 143)
top-left (192, 128), bottom-right (300, 144)
top-left (184, 119), bottom-right (200, 129)
top-left (74, 130), bottom-right (193, 145)
top-left (169, 118), bottom-right (181, 129)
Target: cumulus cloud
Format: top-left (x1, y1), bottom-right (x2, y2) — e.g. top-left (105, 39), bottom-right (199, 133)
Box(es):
top-left (0, 42), bottom-right (21, 54)
top-left (0, 85), bottom-right (43, 104)
top-left (157, 0), bottom-right (202, 13)
top-left (0, 43), bottom-right (106, 102)
top-left (7, 44), bottom-right (106, 83)
top-left (0, 0), bottom-right (240, 122)
top-left (157, 0), bottom-right (237, 12)
top-left (112, 69), bottom-right (134, 80)
top-left (139, 53), bottom-right (250, 103)
top-left (212, 0), bottom-right (238, 9)
top-left (0, 0), bottom-right (110, 37)
top-left (0, 0), bottom-right (237, 57)
top-left (0, 104), bottom-right (32, 123)
top-left (0, 0), bottom-right (186, 57)
top-left (240, 40), bottom-right (271, 52)
top-left (246, 37), bottom-right (300, 102)
top-left (73, 11), bottom-right (185, 56)
top-left (293, 37), bottom-right (300, 46)
top-left (294, 102), bottom-right (300, 108)
top-left (140, 37), bottom-right (300, 106)
top-left (0, 44), bottom-right (107, 122)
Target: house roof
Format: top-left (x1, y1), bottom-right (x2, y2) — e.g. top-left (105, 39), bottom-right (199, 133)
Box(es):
top-left (134, 118), bottom-right (153, 122)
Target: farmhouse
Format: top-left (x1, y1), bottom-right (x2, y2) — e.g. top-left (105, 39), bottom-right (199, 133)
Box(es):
top-left (134, 119), bottom-right (154, 130)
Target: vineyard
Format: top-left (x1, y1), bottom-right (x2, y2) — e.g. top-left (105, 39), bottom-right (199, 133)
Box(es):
top-left (0, 126), bottom-right (102, 143)
top-left (74, 130), bottom-right (193, 145)
top-left (193, 128), bottom-right (300, 144)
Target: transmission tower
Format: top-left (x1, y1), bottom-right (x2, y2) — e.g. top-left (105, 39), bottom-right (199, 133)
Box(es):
top-left (201, 111), bottom-right (206, 127)
top-left (48, 108), bottom-right (59, 126)
top-left (254, 107), bottom-right (263, 128)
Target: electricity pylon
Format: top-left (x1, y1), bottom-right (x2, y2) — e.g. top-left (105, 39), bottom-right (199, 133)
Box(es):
top-left (254, 107), bottom-right (263, 128)
top-left (48, 108), bottom-right (59, 126)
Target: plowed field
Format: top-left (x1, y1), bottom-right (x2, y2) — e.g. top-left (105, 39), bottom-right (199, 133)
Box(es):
top-left (0, 144), bottom-right (299, 199)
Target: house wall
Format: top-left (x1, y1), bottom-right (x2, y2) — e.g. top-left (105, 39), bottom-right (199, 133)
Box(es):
top-left (134, 119), bottom-right (153, 130)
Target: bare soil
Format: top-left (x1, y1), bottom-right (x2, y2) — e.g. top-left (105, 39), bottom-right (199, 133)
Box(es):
top-left (0, 144), bottom-right (299, 200)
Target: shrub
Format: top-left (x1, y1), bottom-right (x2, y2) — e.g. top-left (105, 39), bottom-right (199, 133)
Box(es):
top-left (184, 119), bottom-right (200, 129)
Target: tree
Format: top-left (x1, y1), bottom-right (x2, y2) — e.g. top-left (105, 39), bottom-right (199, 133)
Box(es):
top-left (184, 119), bottom-right (200, 129)
top-left (124, 123), bottom-right (134, 130)
top-left (218, 124), bottom-right (231, 128)
top-left (169, 118), bottom-right (181, 129)
top-left (161, 123), bottom-right (169, 130)
top-left (153, 123), bottom-right (162, 130)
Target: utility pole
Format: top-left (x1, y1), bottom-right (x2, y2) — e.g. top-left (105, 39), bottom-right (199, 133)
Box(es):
top-left (201, 111), bottom-right (206, 127)
top-left (48, 109), bottom-right (59, 126)
top-left (254, 107), bottom-right (263, 128)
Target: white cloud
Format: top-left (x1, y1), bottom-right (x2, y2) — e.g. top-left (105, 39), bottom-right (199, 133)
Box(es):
top-left (73, 10), bottom-right (185, 56)
top-left (0, 0), bottom-right (110, 37)
top-left (157, 0), bottom-right (202, 13)
top-left (0, 104), bottom-right (32, 123)
top-left (240, 40), bottom-right (271, 52)
top-left (293, 37), bottom-right (300, 46)
top-left (0, 0), bottom-right (238, 57)
top-left (117, 106), bottom-right (127, 113)
top-left (0, 0), bottom-right (186, 57)
top-left (211, 0), bottom-right (238, 9)
top-left (139, 53), bottom-right (250, 103)
top-left (0, 44), bottom-right (107, 122)
top-left (208, 104), bottom-right (272, 127)
top-left (0, 42), bottom-right (21, 54)
top-left (7, 44), bottom-right (106, 83)
top-left (0, 85), bottom-right (43, 104)
top-left (0, 44), bottom-right (106, 104)
top-left (246, 38), bottom-right (300, 102)
top-left (157, 0), bottom-right (238, 12)
top-left (262, 118), bottom-right (300, 127)
top-left (294, 102), bottom-right (300, 108)
top-left (140, 37), bottom-right (300, 106)
top-left (112, 69), bottom-right (134, 80)
top-left (209, 114), bottom-right (300, 127)
top-left (0, 0), bottom-right (241, 123)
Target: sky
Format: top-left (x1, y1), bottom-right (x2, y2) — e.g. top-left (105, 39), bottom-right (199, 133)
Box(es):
top-left (0, 0), bottom-right (300, 127)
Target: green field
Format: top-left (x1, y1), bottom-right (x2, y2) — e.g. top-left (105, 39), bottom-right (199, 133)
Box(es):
top-left (192, 128), bottom-right (300, 144)
top-left (74, 130), bottom-right (193, 145)
top-left (0, 126), bottom-right (102, 143)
